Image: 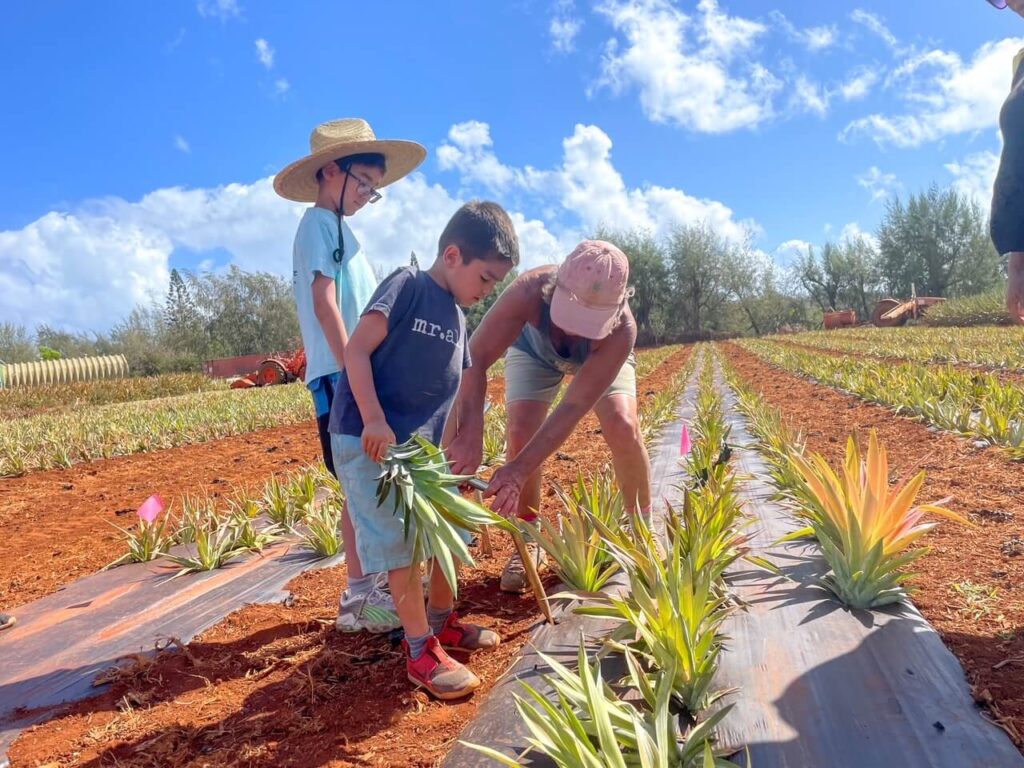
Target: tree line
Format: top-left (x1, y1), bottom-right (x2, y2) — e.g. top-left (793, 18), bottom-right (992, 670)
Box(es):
top-left (605, 184), bottom-right (1003, 342)
top-left (1, 266), bottom-right (299, 375)
top-left (0, 184), bottom-right (1007, 373)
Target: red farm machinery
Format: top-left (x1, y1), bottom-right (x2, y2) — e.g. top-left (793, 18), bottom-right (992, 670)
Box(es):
top-left (204, 350), bottom-right (307, 389)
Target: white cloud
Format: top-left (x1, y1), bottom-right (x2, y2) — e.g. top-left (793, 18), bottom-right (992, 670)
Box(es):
top-left (255, 38), bottom-right (274, 69)
top-left (856, 166), bottom-right (901, 203)
top-left (850, 9), bottom-right (898, 49)
top-left (550, 0), bottom-right (583, 53)
top-left (790, 76), bottom-right (829, 117)
top-left (551, 17), bottom-right (583, 53)
top-left (439, 119), bottom-right (755, 245)
top-left (274, 78), bottom-right (290, 95)
top-left (593, 0), bottom-right (780, 133)
top-left (838, 221), bottom-right (879, 250)
top-left (5, 116), bottom-right (760, 333)
top-left (946, 150), bottom-right (1000, 205)
top-left (0, 213), bottom-right (172, 334)
top-left (769, 11), bottom-right (836, 52)
top-left (839, 67), bottom-right (880, 101)
top-left (772, 239), bottom-right (813, 267)
top-left (0, 177), bottom-right (405, 332)
top-left (842, 37), bottom-right (1024, 147)
top-left (197, 0), bottom-right (240, 22)
top-left (0, 170), bottom-right (570, 333)
top-left (174, 135), bottom-right (191, 154)
top-left (802, 25), bottom-right (838, 52)
top-left (437, 121), bottom-right (527, 189)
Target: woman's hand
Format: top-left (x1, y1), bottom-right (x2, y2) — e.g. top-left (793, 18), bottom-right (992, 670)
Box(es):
top-left (483, 462), bottom-right (526, 518)
top-left (362, 419), bottom-right (396, 463)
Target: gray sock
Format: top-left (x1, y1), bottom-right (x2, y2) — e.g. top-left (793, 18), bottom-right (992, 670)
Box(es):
top-left (427, 605), bottom-right (452, 636)
top-left (347, 574), bottom-right (375, 597)
top-left (407, 630), bottom-right (432, 659)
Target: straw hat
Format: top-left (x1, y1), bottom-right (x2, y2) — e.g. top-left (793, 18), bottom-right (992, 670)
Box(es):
top-left (273, 118), bottom-right (426, 202)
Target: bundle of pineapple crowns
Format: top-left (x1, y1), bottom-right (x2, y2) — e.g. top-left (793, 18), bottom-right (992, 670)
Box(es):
top-left (376, 435), bottom-right (516, 598)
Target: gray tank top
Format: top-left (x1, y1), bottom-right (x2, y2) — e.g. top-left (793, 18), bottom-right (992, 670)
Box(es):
top-left (511, 301), bottom-right (591, 374)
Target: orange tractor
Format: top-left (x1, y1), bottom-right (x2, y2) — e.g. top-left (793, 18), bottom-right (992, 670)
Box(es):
top-left (229, 349), bottom-right (307, 389)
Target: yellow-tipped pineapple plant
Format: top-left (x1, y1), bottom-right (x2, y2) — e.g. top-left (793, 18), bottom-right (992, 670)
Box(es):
top-left (782, 430), bottom-right (969, 609)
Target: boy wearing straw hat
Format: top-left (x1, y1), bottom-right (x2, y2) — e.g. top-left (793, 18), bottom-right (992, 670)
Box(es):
top-left (274, 118), bottom-right (426, 633)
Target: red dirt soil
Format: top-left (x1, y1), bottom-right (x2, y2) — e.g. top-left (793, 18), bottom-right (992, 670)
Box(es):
top-left (723, 342), bottom-right (1024, 749)
top-left (6, 347), bottom-right (693, 768)
top-left (0, 421), bottom-right (323, 607)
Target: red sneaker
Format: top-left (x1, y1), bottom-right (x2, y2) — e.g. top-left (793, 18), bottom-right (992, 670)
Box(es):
top-left (435, 612), bottom-right (501, 652)
top-left (404, 636), bottom-right (481, 700)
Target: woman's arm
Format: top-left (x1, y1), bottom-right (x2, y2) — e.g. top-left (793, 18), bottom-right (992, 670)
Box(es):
top-left (443, 275), bottom-right (537, 473)
top-left (484, 313), bottom-right (636, 516)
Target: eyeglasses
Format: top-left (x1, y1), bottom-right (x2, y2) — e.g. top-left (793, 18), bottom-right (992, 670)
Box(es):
top-left (340, 164), bottom-right (382, 204)
top-left (332, 164), bottom-right (382, 264)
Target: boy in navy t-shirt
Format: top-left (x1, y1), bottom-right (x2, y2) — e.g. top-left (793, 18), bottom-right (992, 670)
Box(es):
top-left (329, 201), bottom-right (518, 700)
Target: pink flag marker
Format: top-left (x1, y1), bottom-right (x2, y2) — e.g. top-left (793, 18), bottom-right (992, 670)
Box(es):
top-left (680, 424), bottom-right (692, 456)
top-left (137, 494), bottom-right (166, 524)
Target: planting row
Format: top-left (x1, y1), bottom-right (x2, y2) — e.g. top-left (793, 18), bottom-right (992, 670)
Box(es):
top-left (739, 339), bottom-right (1024, 461)
top-left (774, 326), bottom-right (1024, 370)
top-left (110, 462), bottom-right (346, 575)
top-left (0, 384), bottom-right (314, 477)
top-left (0, 371), bottom-right (226, 420)
top-left (464, 347), bottom-right (760, 766)
top-left (635, 343), bottom-right (686, 379)
top-left (719, 348), bottom-right (969, 609)
top-left (0, 347), bottom-right (677, 479)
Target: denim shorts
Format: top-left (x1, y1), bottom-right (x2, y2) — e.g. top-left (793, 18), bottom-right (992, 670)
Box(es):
top-left (504, 347), bottom-right (637, 404)
top-left (308, 372), bottom-right (341, 418)
top-left (330, 433), bottom-right (471, 573)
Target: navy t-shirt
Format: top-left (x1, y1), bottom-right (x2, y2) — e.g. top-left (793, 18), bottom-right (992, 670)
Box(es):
top-left (329, 267), bottom-right (471, 445)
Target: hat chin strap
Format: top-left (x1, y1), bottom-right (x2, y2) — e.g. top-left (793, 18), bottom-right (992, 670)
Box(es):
top-left (333, 172), bottom-right (351, 264)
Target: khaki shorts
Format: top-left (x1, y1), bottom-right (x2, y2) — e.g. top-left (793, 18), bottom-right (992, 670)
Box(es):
top-left (504, 347), bottom-right (637, 404)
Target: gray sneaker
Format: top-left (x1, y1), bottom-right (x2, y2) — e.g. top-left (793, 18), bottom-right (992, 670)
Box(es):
top-left (500, 541), bottom-right (546, 593)
top-left (0, 613), bottom-right (15, 632)
top-left (336, 580), bottom-right (401, 633)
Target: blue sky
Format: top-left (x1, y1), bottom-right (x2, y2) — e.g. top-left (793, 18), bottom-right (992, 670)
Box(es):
top-left (1, 0), bottom-right (1020, 332)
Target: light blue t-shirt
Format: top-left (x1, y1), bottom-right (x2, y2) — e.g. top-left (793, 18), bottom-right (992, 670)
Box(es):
top-left (292, 207), bottom-right (378, 384)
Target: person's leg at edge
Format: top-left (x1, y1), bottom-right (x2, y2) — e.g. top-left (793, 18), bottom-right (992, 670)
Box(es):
top-left (315, 376), bottom-right (368, 583)
top-left (332, 431), bottom-right (397, 635)
top-left (500, 399), bottom-right (552, 592)
top-left (594, 393), bottom-right (652, 517)
top-left (507, 399), bottom-right (552, 522)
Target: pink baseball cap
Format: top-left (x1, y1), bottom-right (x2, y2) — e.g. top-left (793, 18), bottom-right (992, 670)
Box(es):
top-left (550, 240), bottom-right (631, 339)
